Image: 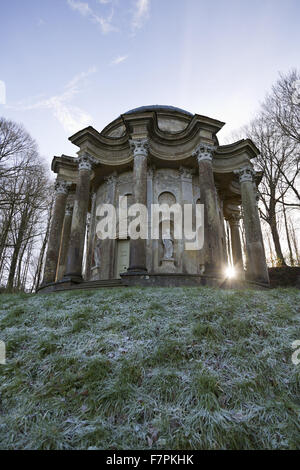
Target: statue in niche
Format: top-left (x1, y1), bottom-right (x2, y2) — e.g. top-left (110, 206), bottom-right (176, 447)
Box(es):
top-left (162, 227), bottom-right (174, 260)
top-left (163, 237), bottom-right (174, 260)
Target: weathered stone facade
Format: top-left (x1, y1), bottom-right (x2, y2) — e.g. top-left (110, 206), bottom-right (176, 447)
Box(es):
top-left (38, 105), bottom-right (269, 291)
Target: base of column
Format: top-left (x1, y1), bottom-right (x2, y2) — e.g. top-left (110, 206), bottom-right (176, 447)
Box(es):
top-left (203, 264), bottom-right (221, 278)
top-left (126, 266), bottom-right (148, 274)
top-left (36, 274), bottom-right (83, 293)
top-left (245, 272), bottom-right (270, 286)
top-left (38, 280), bottom-right (55, 291)
top-left (62, 273), bottom-right (84, 284)
top-left (120, 272), bottom-right (270, 289)
top-left (36, 273), bottom-right (270, 293)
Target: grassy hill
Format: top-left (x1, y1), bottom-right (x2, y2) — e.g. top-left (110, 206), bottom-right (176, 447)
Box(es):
top-left (0, 286), bottom-right (299, 450)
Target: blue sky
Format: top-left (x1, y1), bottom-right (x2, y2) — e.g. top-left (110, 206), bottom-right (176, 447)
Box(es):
top-left (1, 0), bottom-right (299, 166)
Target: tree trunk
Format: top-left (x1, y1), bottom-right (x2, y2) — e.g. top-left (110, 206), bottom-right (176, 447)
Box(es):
top-left (290, 219), bottom-right (300, 265)
top-left (268, 199), bottom-right (286, 266)
top-left (282, 200), bottom-right (294, 266)
top-left (6, 208), bottom-right (30, 289)
top-left (32, 200), bottom-right (53, 291)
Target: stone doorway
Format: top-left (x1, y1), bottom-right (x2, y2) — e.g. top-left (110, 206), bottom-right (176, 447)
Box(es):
top-left (116, 239), bottom-right (130, 278)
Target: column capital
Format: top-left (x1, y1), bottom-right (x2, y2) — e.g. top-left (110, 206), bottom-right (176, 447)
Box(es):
top-left (227, 212), bottom-right (241, 226)
top-left (234, 166), bottom-right (255, 183)
top-left (193, 143), bottom-right (216, 163)
top-left (55, 179), bottom-right (71, 195)
top-left (78, 153), bottom-right (98, 171)
top-left (129, 138), bottom-right (149, 158)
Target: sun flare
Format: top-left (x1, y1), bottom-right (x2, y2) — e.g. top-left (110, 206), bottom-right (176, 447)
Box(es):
top-left (225, 266), bottom-right (236, 279)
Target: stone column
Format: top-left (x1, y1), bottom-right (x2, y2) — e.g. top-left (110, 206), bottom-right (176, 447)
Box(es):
top-left (147, 166), bottom-right (155, 272)
top-left (41, 179), bottom-right (69, 285)
top-left (127, 138), bottom-right (148, 273)
top-left (101, 174), bottom-right (118, 279)
top-left (236, 166), bottom-right (269, 284)
top-left (180, 167), bottom-right (197, 273)
top-left (193, 143), bottom-right (223, 276)
top-left (64, 153), bottom-right (96, 282)
top-left (227, 212), bottom-right (244, 277)
top-left (85, 192), bottom-right (97, 280)
top-left (56, 202), bottom-right (73, 281)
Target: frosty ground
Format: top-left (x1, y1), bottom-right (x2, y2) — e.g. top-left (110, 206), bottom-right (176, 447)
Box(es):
top-left (0, 287), bottom-right (299, 450)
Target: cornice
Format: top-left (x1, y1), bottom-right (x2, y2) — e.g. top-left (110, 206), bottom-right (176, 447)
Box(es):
top-left (216, 139), bottom-right (259, 159)
top-left (64, 112), bottom-right (258, 174)
top-left (68, 111), bottom-right (225, 154)
top-left (212, 139), bottom-right (259, 173)
top-left (69, 125), bottom-right (129, 148)
top-left (51, 154), bottom-right (77, 173)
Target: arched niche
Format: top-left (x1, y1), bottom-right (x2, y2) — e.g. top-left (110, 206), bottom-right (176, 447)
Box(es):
top-left (158, 191), bottom-right (176, 206)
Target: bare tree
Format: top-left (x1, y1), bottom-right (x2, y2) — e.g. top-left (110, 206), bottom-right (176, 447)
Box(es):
top-left (0, 116), bottom-right (52, 291)
top-left (245, 116), bottom-right (295, 265)
top-left (263, 69), bottom-right (300, 145)
top-left (233, 70), bottom-right (300, 267)
top-left (289, 218), bottom-right (300, 265)
top-left (0, 117), bottom-right (37, 179)
top-left (262, 70), bottom-right (300, 206)
top-left (31, 195), bottom-right (54, 292)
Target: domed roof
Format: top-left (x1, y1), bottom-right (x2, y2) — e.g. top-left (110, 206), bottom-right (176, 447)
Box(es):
top-left (123, 105), bottom-right (193, 117)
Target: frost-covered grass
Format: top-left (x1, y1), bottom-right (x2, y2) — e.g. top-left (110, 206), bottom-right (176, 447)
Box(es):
top-left (0, 287), bottom-right (299, 450)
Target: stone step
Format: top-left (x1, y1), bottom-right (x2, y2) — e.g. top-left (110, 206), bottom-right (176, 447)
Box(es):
top-left (67, 279), bottom-right (124, 291)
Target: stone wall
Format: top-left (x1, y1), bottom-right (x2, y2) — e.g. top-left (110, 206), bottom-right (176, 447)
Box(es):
top-left (87, 167), bottom-right (226, 280)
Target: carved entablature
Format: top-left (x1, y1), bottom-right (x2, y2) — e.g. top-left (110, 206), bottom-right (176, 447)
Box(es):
top-left (51, 107), bottom-right (261, 207)
top-left (192, 143), bottom-right (216, 163)
top-left (129, 138), bottom-right (149, 158)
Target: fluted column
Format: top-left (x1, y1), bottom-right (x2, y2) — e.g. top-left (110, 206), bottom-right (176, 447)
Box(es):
top-left (41, 180), bottom-right (70, 285)
top-left (147, 166), bottom-right (155, 272)
top-left (64, 153), bottom-right (96, 282)
top-left (180, 167), bottom-right (197, 272)
top-left (101, 174), bottom-right (118, 279)
top-left (193, 143), bottom-right (223, 275)
top-left (227, 212), bottom-right (244, 277)
top-left (56, 202), bottom-right (73, 281)
top-left (236, 166), bottom-right (269, 284)
top-left (127, 138), bottom-right (148, 273)
top-left (85, 192), bottom-right (97, 280)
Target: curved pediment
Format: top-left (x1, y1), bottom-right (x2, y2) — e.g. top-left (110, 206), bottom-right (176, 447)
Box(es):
top-left (68, 106), bottom-right (225, 165)
top-left (65, 106), bottom-right (258, 174)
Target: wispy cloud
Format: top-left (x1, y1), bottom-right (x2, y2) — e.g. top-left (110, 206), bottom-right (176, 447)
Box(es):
top-left (37, 18), bottom-right (45, 27)
top-left (132, 0), bottom-right (150, 31)
top-left (8, 68), bottom-right (96, 134)
top-left (110, 55), bottom-right (128, 65)
top-left (67, 0), bottom-right (117, 34)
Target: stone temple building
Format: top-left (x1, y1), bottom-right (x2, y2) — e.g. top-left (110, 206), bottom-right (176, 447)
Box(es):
top-left (38, 105), bottom-right (269, 292)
